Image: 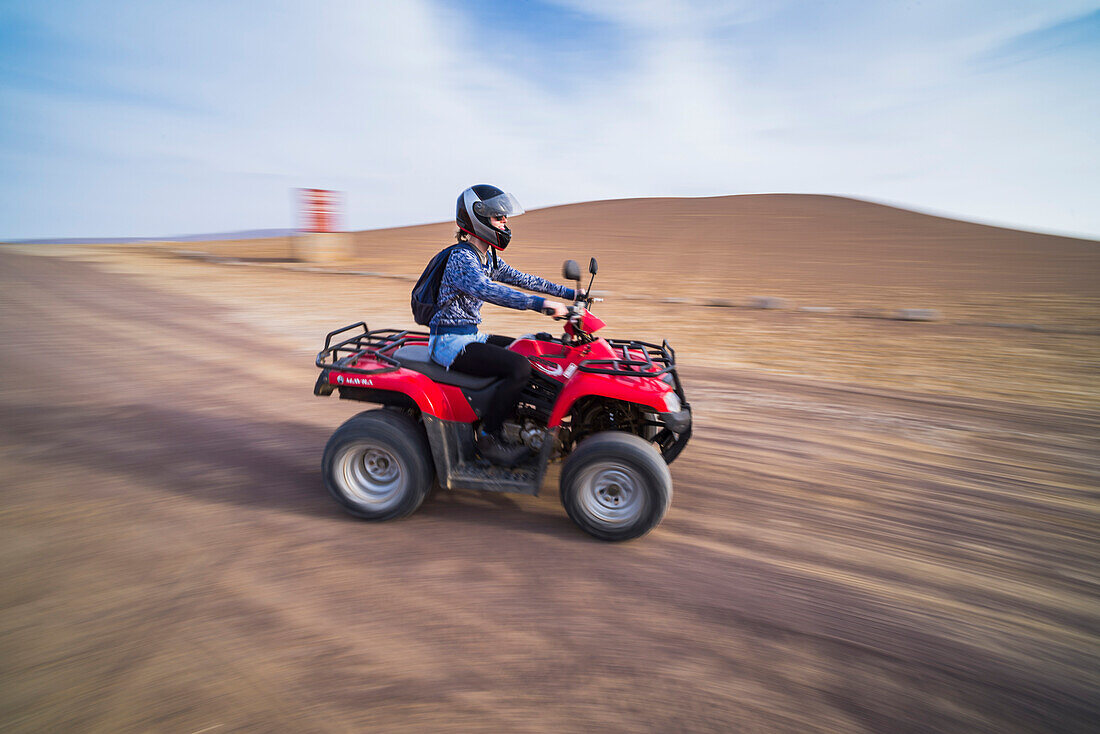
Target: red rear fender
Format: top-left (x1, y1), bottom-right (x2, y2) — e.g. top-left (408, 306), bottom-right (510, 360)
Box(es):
top-left (326, 367), bottom-right (477, 421)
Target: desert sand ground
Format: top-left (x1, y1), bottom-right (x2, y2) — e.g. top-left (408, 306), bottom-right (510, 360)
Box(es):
top-left (1, 195), bottom-right (1098, 732)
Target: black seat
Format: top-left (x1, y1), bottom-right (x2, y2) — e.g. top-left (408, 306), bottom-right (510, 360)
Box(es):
top-left (393, 345), bottom-right (498, 390)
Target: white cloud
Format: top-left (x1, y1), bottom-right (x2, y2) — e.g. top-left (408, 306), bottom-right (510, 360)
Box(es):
top-left (1, 0), bottom-right (1097, 238)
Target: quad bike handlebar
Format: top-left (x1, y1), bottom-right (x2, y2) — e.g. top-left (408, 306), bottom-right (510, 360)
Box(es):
top-left (551, 303), bottom-right (584, 322)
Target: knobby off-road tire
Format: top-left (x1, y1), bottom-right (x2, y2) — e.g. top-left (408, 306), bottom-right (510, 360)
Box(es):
top-left (560, 431), bottom-right (672, 541)
top-left (323, 409), bottom-right (434, 521)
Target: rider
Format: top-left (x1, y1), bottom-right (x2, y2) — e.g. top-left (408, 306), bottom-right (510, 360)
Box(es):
top-left (429, 184), bottom-right (575, 465)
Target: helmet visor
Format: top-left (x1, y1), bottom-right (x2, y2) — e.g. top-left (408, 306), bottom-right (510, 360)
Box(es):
top-left (473, 192), bottom-right (524, 219)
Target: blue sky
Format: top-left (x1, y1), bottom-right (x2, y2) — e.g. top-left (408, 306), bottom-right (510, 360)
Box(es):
top-left (1, 0), bottom-right (1098, 239)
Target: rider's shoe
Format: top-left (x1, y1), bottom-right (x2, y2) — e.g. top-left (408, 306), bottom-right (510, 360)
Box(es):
top-left (476, 429), bottom-right (530, 467)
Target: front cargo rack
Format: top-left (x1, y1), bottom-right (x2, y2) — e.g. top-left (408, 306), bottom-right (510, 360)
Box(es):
top-left (576, 338), bottom-right (673, 376)
top-left (316, 322), bottom-right (428, 376)
top-left (577, 338), bottom-right (687, 403)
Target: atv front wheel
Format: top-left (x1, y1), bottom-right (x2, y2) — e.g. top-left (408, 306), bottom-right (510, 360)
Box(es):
top-left (323, 409), bottom-right (434, 520)
top-left (560, 432), bottom-right (672, 541)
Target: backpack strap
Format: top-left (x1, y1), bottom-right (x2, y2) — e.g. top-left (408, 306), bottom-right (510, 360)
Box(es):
top-left (434, 242), bottom-right (481, 312)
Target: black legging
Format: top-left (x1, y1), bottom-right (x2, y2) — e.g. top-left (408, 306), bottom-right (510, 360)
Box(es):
top-left (451, 335), bottom-right (531, 434)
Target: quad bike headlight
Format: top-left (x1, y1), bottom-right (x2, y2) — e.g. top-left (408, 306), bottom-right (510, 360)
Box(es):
top-left (663, 391), bottom-right (682, 413)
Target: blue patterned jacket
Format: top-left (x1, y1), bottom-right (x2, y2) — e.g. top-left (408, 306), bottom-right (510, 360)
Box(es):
top-left (428, 244), bottom-right (576, 334)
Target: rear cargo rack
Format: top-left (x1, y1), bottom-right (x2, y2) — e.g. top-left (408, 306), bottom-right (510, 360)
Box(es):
top-left (316, 322), bottom-right (428, 375)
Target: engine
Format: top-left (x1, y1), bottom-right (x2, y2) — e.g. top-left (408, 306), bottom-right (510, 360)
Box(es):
top-left (500, 419), bottom-right (547, 451)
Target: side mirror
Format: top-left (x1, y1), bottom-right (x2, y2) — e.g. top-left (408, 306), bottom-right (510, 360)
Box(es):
top-left (563, 259), bottom-right (581, 281)
top-left (589, 258), bottom-right (598, 275)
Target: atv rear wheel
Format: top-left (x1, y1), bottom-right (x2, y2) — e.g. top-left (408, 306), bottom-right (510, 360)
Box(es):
top-left (323, 409), bottom-right (434, 520)
top-left (560, 432), bottom-right (672, 541)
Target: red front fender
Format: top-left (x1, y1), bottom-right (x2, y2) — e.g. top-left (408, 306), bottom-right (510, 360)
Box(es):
top-left (548, 371), bottom-right (670, 427)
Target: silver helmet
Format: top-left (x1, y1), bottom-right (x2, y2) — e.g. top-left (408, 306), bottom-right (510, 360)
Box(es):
top-left (456, 184), bottom-right (524, 250)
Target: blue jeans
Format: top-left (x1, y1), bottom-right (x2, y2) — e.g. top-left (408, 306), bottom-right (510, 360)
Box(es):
top-left (428, 332), bottom-right (489, 368)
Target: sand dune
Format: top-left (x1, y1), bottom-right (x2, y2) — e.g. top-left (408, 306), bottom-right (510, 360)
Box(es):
top-left (348, 194), bottom-right (1100, 297)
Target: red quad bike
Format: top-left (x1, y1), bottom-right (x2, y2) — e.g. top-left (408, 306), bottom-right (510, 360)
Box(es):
top-left (314, 258), bottom-right (692, 541)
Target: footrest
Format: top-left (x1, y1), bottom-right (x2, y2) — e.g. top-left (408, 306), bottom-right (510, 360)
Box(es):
top-left (448, 461), bottom-right (541, 495)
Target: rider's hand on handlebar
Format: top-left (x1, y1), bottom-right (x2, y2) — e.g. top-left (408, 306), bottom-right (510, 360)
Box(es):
top-left (542, 300), bottom-right (568, 318)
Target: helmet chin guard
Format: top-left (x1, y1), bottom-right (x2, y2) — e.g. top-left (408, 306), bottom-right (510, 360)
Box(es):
top-left (456, 184), bottom-right (523, 250)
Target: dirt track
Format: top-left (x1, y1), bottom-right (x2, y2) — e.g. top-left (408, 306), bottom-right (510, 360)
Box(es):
top-left (1, 249), bottom-right (1098, 733)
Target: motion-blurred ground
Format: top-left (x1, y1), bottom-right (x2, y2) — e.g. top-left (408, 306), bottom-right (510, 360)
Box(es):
top-left (1, 195), bottom-right (1097, 732)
